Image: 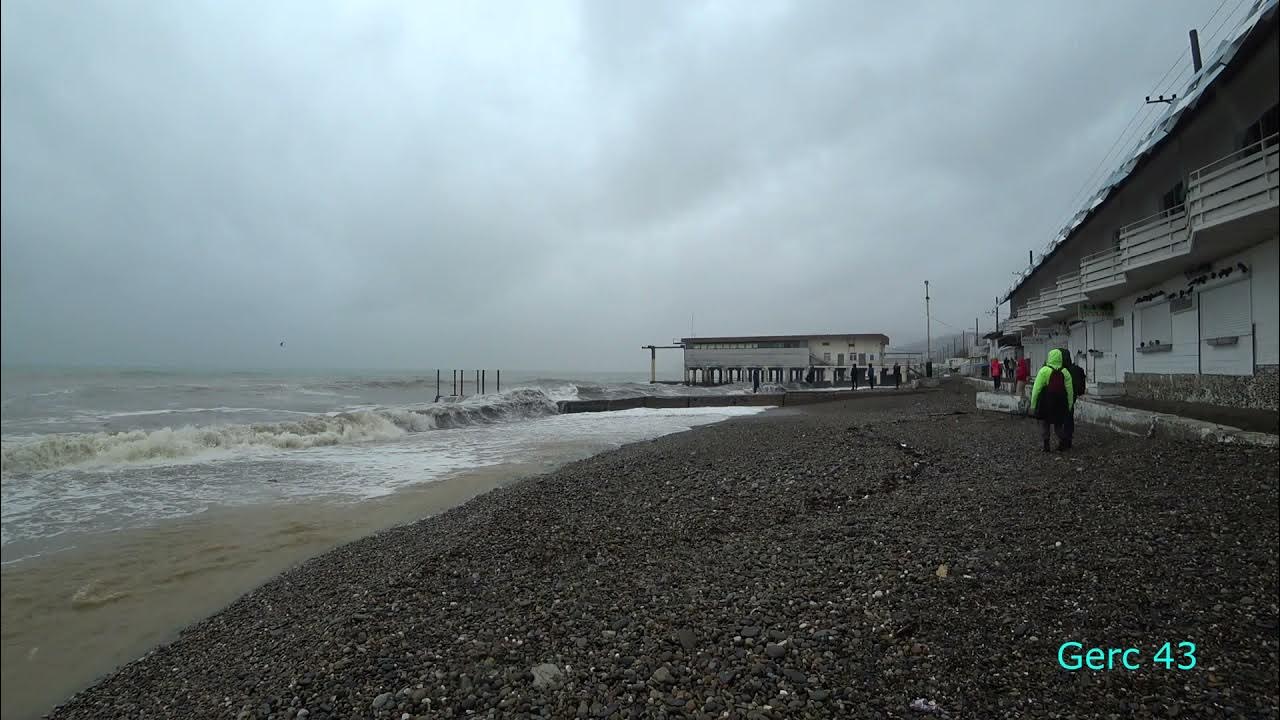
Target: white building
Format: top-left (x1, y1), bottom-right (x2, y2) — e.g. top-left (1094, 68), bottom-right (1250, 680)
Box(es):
top-left (996, 2), bottom-right (1278, 410)
top-left (682, 333), bottom-right (890, 384)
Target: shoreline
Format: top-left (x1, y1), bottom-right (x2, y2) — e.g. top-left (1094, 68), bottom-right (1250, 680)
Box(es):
top-left (1, 459), bottom-right (551, 720)
top-left (2, 403), bottom-right (780, 719)
top-left (39, 384), bottom-right (1280, 718)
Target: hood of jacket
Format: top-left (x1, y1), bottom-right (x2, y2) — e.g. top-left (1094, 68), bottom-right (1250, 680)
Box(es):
top-left (1046, 348), bottom-right (1065, 370)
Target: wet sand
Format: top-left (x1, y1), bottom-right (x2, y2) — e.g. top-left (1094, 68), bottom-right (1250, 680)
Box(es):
top-left (0, 460), bottom-right (546, 720)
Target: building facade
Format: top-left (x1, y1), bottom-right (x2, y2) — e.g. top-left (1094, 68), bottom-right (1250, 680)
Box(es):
top-left (682, 334), bottom-right (890, 384)
top-left (996, 2), bottom-right (1279, 410)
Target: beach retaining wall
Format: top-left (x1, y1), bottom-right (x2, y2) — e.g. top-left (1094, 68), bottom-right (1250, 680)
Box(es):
top-left (974, 391), bottom-right (1278, 447)
top-left (556, 388), bottom-right (923, 414)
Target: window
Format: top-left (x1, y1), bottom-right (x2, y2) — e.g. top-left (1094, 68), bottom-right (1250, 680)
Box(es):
top-left (1161, 181), bottom-right (1185, 213)
top-left (869, 354), bottom-right (876, 362)
top-left (1240, 104), bottom-right (1279, 149)
top-left (1171, 296), bottom-right (1194, 314)
top-left (821, 341), bottom-right (830, 346)
top-left (1112, 317), bottom-right (1125, 328)
top-left (823, 352), bottom-right (831, 363)
top-left (837, 353), bottom-right (845, 365)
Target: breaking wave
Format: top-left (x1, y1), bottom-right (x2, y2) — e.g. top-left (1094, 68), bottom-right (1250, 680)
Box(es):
top-left (1, 389), bottom-right (559, 475)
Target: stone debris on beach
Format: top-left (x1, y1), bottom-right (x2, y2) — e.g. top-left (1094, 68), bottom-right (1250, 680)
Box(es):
top-left (45, 382), bottom-right (1279, 719)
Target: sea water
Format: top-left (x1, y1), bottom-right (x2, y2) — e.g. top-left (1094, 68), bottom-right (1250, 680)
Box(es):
top-left (0, 367), bottom-right (770, 718)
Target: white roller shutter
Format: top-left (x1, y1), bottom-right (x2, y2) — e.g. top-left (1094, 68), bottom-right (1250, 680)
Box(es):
top-left (1068, 323), bottom-right (1087, 366)
top-left (1200, 279), bottom-right (1253, 376)
top-left (1139, 303), bottom-right (1171, 346)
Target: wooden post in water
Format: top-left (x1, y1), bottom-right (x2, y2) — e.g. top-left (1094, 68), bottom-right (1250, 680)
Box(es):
top-left (436, 369), bottom-right (441, 401)
top-left (482, 369), bottom-right (486, 395)
top-left (475, 370), bottom-right (479, 397)
top-left (497, 370), bottom-right (501, 393)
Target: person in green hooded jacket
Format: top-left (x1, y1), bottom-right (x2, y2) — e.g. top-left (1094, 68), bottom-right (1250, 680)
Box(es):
top-left (1029, 348), bottom-right (1075, 452)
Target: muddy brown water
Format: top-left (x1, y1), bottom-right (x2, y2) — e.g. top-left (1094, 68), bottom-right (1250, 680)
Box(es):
top-left (0, 461), bottom-right (542, 720)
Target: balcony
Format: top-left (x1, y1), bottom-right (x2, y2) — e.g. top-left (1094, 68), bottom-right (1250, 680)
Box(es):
top-left (1037, 286), bottom-right (1065, 317)
top-left (1119, 205), bottom-right (1190, 271)
top-left (1080, 248), bottom-right (1126, 295)
top-left (1188, 133), bottom-right (1279, 232)
top-left (1055, 270), bottom-right (1085, 308)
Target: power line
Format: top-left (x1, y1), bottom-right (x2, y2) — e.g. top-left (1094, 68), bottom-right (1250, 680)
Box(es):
top-left (1036, 0), bottom-right (1242, 254)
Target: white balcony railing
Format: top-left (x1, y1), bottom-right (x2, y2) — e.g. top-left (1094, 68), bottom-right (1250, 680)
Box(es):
top-left (1188, 133), bottom-right (1279, 231)
top-left (1119, 205), bottom-right (1190, 270)
top-left (1080, 248), bottom-right (1125, 293)
top-left (1056, 270), bottom-right (1085, 306)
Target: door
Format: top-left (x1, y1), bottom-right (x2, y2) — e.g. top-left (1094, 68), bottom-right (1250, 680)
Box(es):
top-left (1089, 319), bottom-right (1117, 383)
top-left (837, 353), bottom-right (845, 366)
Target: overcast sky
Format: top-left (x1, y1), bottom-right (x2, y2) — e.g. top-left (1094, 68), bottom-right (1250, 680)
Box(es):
top-left (1, 0), bottom-right (1238, 372)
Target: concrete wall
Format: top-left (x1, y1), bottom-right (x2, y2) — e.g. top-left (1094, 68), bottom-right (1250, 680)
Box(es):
top-left (684, 335), bottom-right (888, 369)
top-left (1126, 365), bottom-right (1279, 411)
top-left (806, 336), bottom-right (888, 365)
top-left (683, 347), bottom-right (809, 369)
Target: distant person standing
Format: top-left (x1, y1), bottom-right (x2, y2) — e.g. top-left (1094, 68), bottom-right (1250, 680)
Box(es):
top-left (892, 363), bottom-right (901, 388)
top-left (851, 362), bottom-right (859, 389)
top-left (1030, 348), bottom-right (1075, 452)
top-left (867, 363), bottom-right (876, 389)
top-left (990, 357), bottom-right (1003, 392)
top-left (752, 368), bottom-right (760, 394)
top-left (1015, 355), bottom-right (1030, 397)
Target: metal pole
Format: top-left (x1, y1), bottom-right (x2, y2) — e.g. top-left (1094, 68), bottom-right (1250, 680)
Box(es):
top-left (436, 369), bottom-right (440, 401)
top-left (497, 370), bottom-right (501, 393)
top-left (452, 370), bottom-right (456, 396)
top-left (475, 370), bottom-right (479, 397)
top-left (650, 347), bottom-right (657, 383)
top-left (482, 369), bottom-right (486, 395)
top-left (924, 280), bottom-right (931, 363)
top-left (1189, 29), bottom-right (1202, 72)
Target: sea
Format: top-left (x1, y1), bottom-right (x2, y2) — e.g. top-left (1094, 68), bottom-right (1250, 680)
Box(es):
top-left (0, 367), bottom-right (773, 719)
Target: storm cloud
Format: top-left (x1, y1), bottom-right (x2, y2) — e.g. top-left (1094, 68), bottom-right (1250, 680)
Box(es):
top-left (1, 0), bottom-right (1229, 372)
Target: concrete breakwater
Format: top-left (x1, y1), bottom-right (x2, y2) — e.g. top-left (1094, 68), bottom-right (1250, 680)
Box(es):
top-left (556, 387), bottom-right (922, 413)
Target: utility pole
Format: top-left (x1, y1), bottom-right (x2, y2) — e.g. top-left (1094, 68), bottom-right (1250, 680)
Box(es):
top-left (924, 280), bottom-right (931, 363)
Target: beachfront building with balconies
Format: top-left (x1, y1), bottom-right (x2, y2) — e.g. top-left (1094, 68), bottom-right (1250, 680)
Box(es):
top-left (682, 333), bottom-right (890, 385)
top-left (993, 1), bottom-right (1279, 410)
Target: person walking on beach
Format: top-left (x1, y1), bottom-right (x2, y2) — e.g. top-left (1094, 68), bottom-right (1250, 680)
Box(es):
top-left (1030, 348), bottom-right (1075, 452)
top-left (1015, 355), bottom-right (1030, 397)
top-left (990, 357), bottom-right (1002, 392)
top-left (1057, 347), bottom-right (1086, 443)
top-left (851, 362), bottom-right (859, 389)
top-left (892, 362), bottom-right (901, 388)
top-left (867, 363), bottom-right (876, 389)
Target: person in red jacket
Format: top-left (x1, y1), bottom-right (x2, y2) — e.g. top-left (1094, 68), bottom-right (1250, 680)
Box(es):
top-left (990, 357), bottom-right (1003, 391)
top-left (1015, 355), bottom-right (1031, 397)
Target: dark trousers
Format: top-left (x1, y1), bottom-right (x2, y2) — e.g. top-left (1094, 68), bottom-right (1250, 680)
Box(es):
top-left (993, 375), bottom-right (1001, 391)
top-left (1041, 412), bottom-right (1074, 448)
top-left (852, 369), bottom-right (858, 389)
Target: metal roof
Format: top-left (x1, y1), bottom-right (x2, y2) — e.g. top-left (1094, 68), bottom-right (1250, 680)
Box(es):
top-left (1005, 0), bottom-right (1278, 303)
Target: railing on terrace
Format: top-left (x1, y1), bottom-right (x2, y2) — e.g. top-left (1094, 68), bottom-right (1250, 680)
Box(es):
top-left (1188, 132), bottom-right (1279, 229)
top-left (1080, 248), bottom-right (1125, 291)
top-left (1118, 204), bottom-right (1189, 268)
top-left (1056, 271), bottom-right (1084, 304)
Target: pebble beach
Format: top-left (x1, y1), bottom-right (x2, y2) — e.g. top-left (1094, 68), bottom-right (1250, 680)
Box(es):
top-left (46, 382), bottom-right (1280, 719)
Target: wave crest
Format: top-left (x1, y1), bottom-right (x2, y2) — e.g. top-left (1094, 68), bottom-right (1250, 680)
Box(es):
top-left (1, 388), bottom-right (558, 475)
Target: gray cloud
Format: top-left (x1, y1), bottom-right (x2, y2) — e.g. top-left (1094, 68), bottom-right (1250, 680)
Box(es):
top-left (2, 0), bottom-right (1223, 372)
